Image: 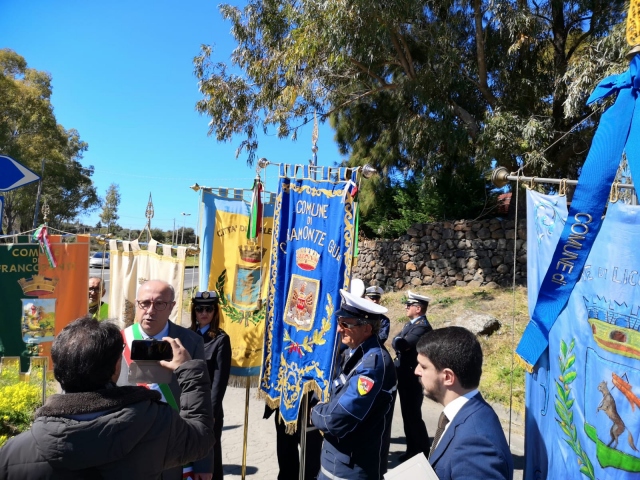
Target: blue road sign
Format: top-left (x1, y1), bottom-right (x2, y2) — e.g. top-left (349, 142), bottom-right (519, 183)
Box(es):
top-left (0, 195), bottom-right (3, 230)
top-left (0, 155), bottom-right (40, 191)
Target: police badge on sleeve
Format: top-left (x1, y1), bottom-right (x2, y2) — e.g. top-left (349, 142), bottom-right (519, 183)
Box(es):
top-left (357, 375), bottom-right (374, 395)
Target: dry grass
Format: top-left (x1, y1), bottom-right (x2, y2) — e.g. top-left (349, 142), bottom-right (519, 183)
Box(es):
top-left (381, 285), bottom-right (529, 415)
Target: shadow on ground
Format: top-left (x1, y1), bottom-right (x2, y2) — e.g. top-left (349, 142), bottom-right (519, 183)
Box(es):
top-left (223, 465), bottom-right (258, 475)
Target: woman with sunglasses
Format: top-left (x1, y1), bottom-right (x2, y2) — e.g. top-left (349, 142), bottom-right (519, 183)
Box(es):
top-left (190, 291), bottom-right (231, 480)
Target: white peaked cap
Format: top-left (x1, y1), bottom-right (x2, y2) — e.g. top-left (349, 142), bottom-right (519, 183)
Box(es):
top-left (349, 278), bottom-right (366, 298)
top-left (405, 290), bottom-right (431, 305)
top-left (336, 289), bottom-right (388, 321)
top-left (365, 286), bottom-right (384, 297)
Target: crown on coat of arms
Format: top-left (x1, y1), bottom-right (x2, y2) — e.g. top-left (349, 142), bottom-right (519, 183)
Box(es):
top-left (296, 248), bottom-right (320, 271)
top-left (239, 245), bottom-right (266, 263)
top-left (18, 275), bottom-right (59, 297)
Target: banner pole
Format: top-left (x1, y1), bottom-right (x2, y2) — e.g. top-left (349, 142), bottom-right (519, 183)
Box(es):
top-left (241, 376), bottom-right (250, 480)
top-left (298, 393), bottom-right (309, 480)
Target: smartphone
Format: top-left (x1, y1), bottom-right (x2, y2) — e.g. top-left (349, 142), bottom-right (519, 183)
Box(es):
top-left (130, 339), bottom-right (173, 361)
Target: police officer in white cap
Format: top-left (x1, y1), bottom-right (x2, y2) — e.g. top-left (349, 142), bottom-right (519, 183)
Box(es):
top-left (392, 290), bottom-right (433, 462)
top-left (311, 289), bottom-right (397, 480)
top-left (364, 286), bottom-right (390, 344)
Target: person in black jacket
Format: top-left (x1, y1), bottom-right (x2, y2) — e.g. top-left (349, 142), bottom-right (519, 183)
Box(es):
top-left (391, 290), bottom-right (433, 462)
top-left (0, 316), bottom-right (213, 479)
top-left (190, 291), bottom-right (232, 480)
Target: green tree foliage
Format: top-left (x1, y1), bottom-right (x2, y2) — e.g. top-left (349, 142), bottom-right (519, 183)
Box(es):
top-left (0, 49), bottom-right (100, 233)
top-left (99, 183), bottom-right (121, 233)
top-left (194, 0), bottom-right (628, 236)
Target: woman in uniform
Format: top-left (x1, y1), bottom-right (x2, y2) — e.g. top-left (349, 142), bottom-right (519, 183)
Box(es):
top-left (190, 291), bottom-right (232, 480)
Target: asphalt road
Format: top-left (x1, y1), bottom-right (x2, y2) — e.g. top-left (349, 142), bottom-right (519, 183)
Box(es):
top-left (89, 267), bottom-right (200, 295)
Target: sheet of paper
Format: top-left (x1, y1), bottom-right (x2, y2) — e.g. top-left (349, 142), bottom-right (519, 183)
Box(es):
top-left (384, 453), bottom-right (439, 480)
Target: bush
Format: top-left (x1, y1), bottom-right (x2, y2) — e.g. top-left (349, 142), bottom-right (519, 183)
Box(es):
top-left (0, 360), bottom-right (51, 448)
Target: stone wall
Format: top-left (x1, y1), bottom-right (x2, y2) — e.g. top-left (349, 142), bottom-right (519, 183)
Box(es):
top-left (353, 218), bottom-right (528, 290)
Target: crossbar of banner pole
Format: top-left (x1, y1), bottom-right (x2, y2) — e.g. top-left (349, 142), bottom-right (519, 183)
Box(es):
top-left (491, 166), bottom-right (635, 190)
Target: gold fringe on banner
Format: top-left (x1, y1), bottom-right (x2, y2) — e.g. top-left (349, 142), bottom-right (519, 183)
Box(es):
top-left (228, 375), bottom-right (261, 389)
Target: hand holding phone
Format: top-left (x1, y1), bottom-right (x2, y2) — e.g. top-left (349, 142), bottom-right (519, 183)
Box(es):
top-left (159, 337), bottom-right (191, 371)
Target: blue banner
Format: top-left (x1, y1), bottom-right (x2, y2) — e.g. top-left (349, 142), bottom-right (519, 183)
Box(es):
top-left (259, 165), bottom-right (357, 430)
top-left (525, 201), bottom-right (640, 479)
top-left (517, 55), bottom-right (640, 368)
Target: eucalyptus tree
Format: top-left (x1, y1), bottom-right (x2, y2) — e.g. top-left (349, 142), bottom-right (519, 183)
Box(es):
top-left (195, 0), bottom-right (627, 234)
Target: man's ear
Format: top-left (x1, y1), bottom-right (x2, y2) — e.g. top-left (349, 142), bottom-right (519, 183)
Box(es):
top-left (441, 367), bottom-right (456, 387)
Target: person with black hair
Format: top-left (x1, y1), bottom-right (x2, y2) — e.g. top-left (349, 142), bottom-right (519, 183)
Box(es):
top-left (415, 326), bottom-right (513, 480)
top-left (0, 316), bottom-right (213, 479)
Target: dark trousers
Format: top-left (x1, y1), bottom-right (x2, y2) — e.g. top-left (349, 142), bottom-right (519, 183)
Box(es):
top-left (397, 374), bottom-right (430, 456)
top-left (264, 405), bottom-right (322, 480)
top-left (213, 410), bottom-right (224, 480)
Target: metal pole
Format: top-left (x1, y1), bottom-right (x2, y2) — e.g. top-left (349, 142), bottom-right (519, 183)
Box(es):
top-left (491, 166), bottom-right (635, 189)
top-left (32, 159), bottom-right (45, 229)
top-left (241, 376), bottom-right (251, 480)
top-left (299, 394), bottom-right (309, 480)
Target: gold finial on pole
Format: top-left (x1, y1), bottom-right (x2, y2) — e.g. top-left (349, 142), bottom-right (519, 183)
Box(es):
top-left (145, 193), bottom-right (154, 231)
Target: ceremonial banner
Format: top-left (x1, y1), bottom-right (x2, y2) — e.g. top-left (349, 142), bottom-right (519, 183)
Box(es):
top-left (524, 200), bottom-right (640, 479)
top-left (260, 165), bottom-right (357, 431)
top-left (199, 188), bottom-right (275, 379)
top-left (108, 239), bottom-right (187, 328)
top-left (0, 235), bottom-right (90, 371)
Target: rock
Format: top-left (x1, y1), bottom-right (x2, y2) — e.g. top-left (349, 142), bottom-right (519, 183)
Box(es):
top-left (406, 261), bottom-right (417, 271)
top-left (452, 311), bottom-right (502, 336)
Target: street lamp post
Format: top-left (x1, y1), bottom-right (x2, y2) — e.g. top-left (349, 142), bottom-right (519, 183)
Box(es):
top-left (181, 213), bottom-right (191, 244)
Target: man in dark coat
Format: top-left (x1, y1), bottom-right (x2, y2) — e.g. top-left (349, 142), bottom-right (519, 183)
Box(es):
top-left (118, 279), bottom-right (211, 479)
top-left (416, 326), bottom-right (513, 480)
top-left (392, 290), bottom-right (433, 461)
top-left (0, 316), bottom-right (213, 479)
top-left (311, 289), bottom-right (397, 480)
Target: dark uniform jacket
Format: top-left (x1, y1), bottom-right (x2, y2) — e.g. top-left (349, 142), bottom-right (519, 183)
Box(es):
top-left (0, 361), bottom-right (214, 479)
top-left (311, 335), bottom-right (397, 480)
top-left (200, 328), bottom-right (231, 478)
top-left (391, 315), bottom-right (432, 379)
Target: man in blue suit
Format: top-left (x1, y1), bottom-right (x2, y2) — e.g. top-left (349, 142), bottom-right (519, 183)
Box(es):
top-left (415, 326), bottom-right (513, 480)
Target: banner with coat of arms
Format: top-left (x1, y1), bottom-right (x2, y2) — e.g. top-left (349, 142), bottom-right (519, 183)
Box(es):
top-left (260, 165), bottom-right (357, 431)
top-left (0, 235), bottom-right (90, 371)
top-left (199, 188), bottom-right (275, 380)
top-left (524, 194), bottom-right (640, 479)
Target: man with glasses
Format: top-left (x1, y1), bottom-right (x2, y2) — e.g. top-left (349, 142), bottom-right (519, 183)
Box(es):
top-left (311, 289), bottom-right (397, 480)
top-left (118, 280), bottom-right (212, 480)
top-left (88, 276), bottom-right (109, 321)
top-left (392, 290), bottom-right (433, 462)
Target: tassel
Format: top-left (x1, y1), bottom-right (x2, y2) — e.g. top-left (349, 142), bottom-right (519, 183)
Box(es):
top-left (247, 178), bottom-right (264, 240)
top-left (33, 225), bottom-right (57, 268)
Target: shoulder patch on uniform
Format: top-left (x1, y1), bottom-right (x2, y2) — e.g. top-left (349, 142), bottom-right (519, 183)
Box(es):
top-left (357, 375), bottom-right (375, 395)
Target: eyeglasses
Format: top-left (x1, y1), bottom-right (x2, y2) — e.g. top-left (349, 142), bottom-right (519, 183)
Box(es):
top-left (405, 303), bottom-right (417, 308)
top-left (195, 305), bottom-right (214, 313)
top-left (136, 300), bottom-right (172, 311)
top-left (338, 319), bottom-right (364, 329)
top-left (88, 286), bottom-right (102, 291)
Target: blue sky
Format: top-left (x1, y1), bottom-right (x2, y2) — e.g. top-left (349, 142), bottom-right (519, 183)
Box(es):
top-left (1, 0), bottom-right (342, 233)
